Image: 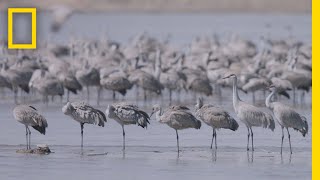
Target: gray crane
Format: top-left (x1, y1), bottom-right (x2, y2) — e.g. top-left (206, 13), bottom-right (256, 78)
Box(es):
top-left (195, 97), bottom-right (239, 149)
top-left (62, 101), bottom-right (106, 147)
top-left (223, 74), bottom-right (275, 151)
top-left (13, 105), bottom-right (48, 149)
top-left (150, 105), bottom-right (201, 153)
top-left (106, 102), bottom-right (150, 150)
top-left (266, 85), bottom-right (308, 154)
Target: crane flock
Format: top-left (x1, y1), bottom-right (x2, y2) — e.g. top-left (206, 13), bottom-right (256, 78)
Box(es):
top-left (4, 32), bottom-right (310, 156)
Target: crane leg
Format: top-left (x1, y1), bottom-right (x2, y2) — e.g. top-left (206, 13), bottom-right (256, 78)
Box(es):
top-left (210, 128), bottom-right (215, 149)
top-left (169, 90), bottom-right (172, 105)
top-left (87, 86), bottom-right (90, 103)
top-left (250, 127), bottom-right (254, 151)
top-left (286, 128), bottom-right (292, 154)
top-left (281, 127), bottom-right (284, 154)
top-left (25, 126), bottom-right (29, 150)
top-left (27, 127), bottom-right (31, 149)
top-left (80, 123), bottom-right (84, 148)
top-left (214, 130), bottom-right (217, 149)
top-left (113, 91), bottom-right (116, 100)
top-left (252, 92), bottom-right (255, 104)
top-left (122, 126), bottom-right (125, 151)
top-left (247, 127), bottom-right (250, 151)
top-left (293, 88), bottom-right (296, 105)
top-left (97, 86), bottom-right (101, 106)
top-left (67, 90), bottom-right (70, 102)
top-left (176, 129), bottom-right (179, 153)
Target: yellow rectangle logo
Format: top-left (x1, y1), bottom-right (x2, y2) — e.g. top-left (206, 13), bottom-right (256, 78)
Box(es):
top-left (8, 8), bottom-right (37, 49)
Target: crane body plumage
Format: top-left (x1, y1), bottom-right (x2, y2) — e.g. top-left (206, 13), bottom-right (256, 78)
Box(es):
top-left (62, 101), bottom-right (106, 147)
top-left (106, 102), bottom-right (150, 150)
top-left (224, 74), bottom-right (275, 151)
top-left (151, 105), bottom-right (201, 153)
top-left (195, 98), bottom-right (238, 149)
top-left (266, 86), bottom-right (308, 154)
top-left (13, 105), bottom-right (48, 149)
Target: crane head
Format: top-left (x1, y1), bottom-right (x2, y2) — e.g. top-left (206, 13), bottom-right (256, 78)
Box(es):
top-left (150, 105), bottom-right (161, 118)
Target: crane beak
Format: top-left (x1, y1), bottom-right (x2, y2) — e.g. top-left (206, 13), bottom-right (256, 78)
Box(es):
top-left (222, 76), bottom-right (229, 79)
top-left (150, 111), bottom-right (155, 118)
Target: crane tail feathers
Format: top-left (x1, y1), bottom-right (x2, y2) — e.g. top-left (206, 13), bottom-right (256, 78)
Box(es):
top-left (230, 118), bottom-right (239, 131)
top-left (32, 125), bottom-right (46, 135)
top-left (195, 120), bottom-right (201, 129)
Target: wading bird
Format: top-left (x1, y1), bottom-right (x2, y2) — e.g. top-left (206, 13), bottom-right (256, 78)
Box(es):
top-left (13, 105), bottom-right (48, 149)
top-left (62, 101), bottom-right (106, 147)
top-left (150, 105), bottom-right (201, 153)
top-left (195, 97), bottom-right (239, 149)
top-left (106, 102), bottom-right (149, 150)
top-left (266, 85), bottom-right (308, 154)
top-left (223, 74), bottom-right (275, 151)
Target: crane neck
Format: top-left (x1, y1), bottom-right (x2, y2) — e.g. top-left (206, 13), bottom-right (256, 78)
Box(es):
top-left (232, 76), bottom-right (240, 108)
top-left (155, 108), bottom-right (162, 122)
top-left (266, 90), bottom-right (276, 108)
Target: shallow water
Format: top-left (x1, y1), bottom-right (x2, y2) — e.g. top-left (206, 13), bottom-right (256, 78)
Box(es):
top-left (0, 13), bottom-right (312, 179)
top-left (0, 87), bottom-right (312, 180)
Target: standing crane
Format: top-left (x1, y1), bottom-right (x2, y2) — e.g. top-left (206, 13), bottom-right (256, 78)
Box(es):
top-left (266, 85), bottom-right (308, 154)
top-left (62, 101), bottom-right (106, 147)
top-left (150, 105), bottom-right (201, 154)
top-left (13, 105), bottom-right (48, 149)
top-left (195, 97), bottom-right (239, 149)
top-left (222, 74), bottom-right (275, 151)
top-left (106, 102), bottom-right (149, 150)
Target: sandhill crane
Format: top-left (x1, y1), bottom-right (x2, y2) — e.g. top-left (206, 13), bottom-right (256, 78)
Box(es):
top-left (266, 85), bottom-right (308, 154)
top-left (271, 77), bottom-right (293, 99)
top-left (13, 105), bottom-right (48, 149)
top-left (1, 62), bottom-right (32, 104)
top-left (50, 6), bottom-right (73, 32)
top-left (223, 74), bottom-right (275, 151)
top-left (242, 77), bottom-right (270, 103)
top-left (150, 105), bottom-right (201, 153)
top-left (100, 70), bottom-right (133, 100)
top-left (128, 69), bottom-right (163, 100)
top-left (195, 98), bottom-right (239, 149)
top-left (75, 63), bottom-right (101, 105)
top-left (58, 72), bottom-right (82, 101)
top-left (62, 101), bottom-right (106, 147)
top-left (106, 102), bottom-right (150, 150)
top-left (29, 69), bottom-right (64, 104)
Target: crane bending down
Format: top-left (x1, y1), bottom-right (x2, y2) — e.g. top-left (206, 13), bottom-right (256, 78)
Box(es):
top-left (266, 85), bottom-right (308, 154)
top-left (13, 105), bottom-right (48, 149)
top-left (150, 105), bottom-right (201, 153)
top-left (106, 102), bottom-right (150, 150)
top-left (223, 74), bottom-right (275, 151)
top-left (195, 97), bottom-right (239, 149)
top-left (62, 101), bottom-right (106, 147)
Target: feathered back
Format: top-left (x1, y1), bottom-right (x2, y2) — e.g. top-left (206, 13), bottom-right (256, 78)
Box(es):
top-left (64, 101), bottom-right (107, 127)
top-left (111, 103), bottom-right (150, 128)
top-left (13, 105), bottom-right (48, 135)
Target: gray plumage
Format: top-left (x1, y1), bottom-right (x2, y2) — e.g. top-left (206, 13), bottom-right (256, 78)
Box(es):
top-left (13, 105), bottom-right (48, 149)
top-left (128, 69), bottom-right (164, 95)
top-left (266, 86), bottom-right (308, 154)
top-left (106, 102), bottom-right (150, 150)
top-left (195, 98), bottom-right (239, 149)
top-left (62, 101), bottom-right (106, 147)
top-left (150, 104), bottom-right (201, 153)
top-left (223, 74), bottom-right (275, 151)
top-left (100, 72), bottom-right (133, 97)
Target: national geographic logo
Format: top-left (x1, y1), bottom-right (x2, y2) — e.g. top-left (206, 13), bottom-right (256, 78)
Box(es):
top-left (7, 8), bottom-right (37, 49)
